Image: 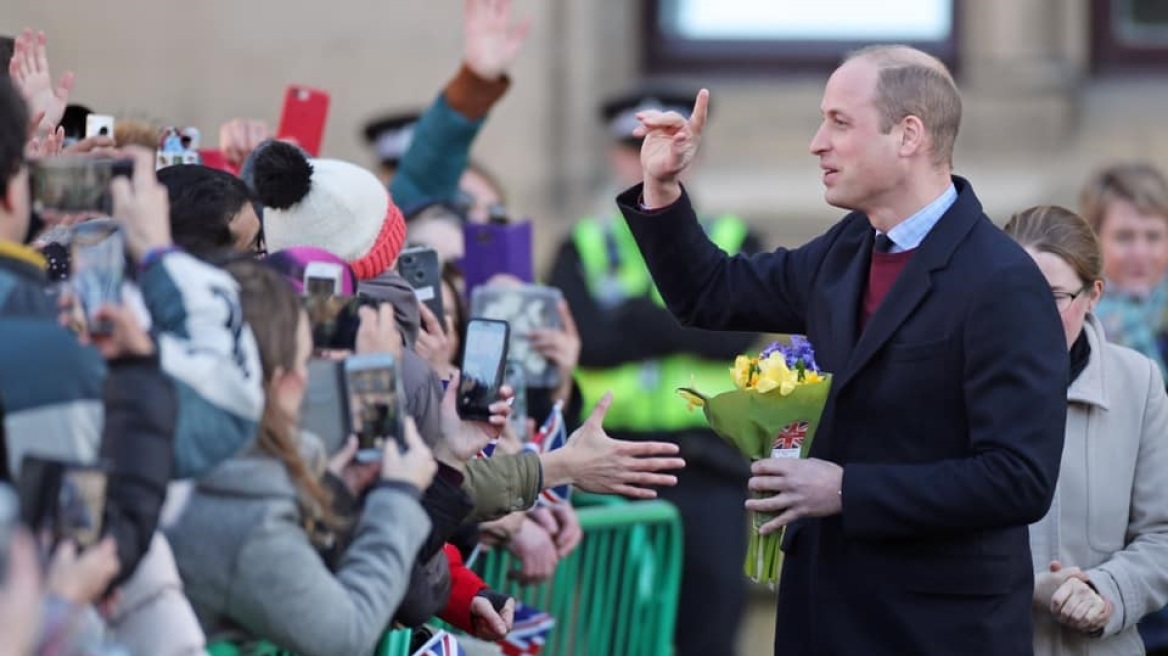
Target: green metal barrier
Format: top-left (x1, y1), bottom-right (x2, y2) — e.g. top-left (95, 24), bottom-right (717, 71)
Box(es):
top-left (206, 496), bottom-right (682, 656)
top-left (206, 627), bottom-right (414, 656)
top-left (474, 496), bottom-right (683, 656)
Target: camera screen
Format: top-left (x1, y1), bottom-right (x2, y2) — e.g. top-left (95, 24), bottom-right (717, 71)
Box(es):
top-left (346, 366), bottom-right (400, 453)
top-left (55, 468), bottom-right (107, 550)
top-left (303, 295), bottom-right (363, 351)
top-left (305, 276), bottom-right (337, 297)
top-left (459, 320), bottom-right (508, 414)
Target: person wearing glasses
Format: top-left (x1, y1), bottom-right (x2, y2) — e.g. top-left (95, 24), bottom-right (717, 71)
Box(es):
top-left (1004, 205), bottom-right (1168, 656)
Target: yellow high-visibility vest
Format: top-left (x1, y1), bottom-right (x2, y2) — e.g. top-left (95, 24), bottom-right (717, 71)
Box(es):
top-left (571, 214), bottom-right (748, 431)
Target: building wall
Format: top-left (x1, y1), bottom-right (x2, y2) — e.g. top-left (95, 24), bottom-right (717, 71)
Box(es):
top-left (4, 0), bottom-right (1166, 271)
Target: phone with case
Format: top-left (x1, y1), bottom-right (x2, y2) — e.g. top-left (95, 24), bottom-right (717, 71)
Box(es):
top-left (276, 85), bottom-right (330, 157)
top-left (461, 220), bottom-right (533, 297)
top-left (304, 261), bottom-right (344, 297)
top-left (85, 114), bottom-right (115, 140)
top-left (17, 456), bottom-right (108, 551)
top-left (457, 319), bottom-right (511, 421)
top-left (396, 247), bottom-right (444, 326)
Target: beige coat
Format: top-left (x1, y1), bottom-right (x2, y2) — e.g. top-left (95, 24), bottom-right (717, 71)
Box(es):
top-left (1031, 315), bottom-right (1168, 656)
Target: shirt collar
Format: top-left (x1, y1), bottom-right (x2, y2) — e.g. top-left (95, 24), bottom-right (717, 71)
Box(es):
top-left (876, 183), bottom-right (958, 253)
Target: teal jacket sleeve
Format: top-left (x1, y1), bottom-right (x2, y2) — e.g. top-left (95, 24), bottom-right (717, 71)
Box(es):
top-left (389, 93), bottom-right (484, 211)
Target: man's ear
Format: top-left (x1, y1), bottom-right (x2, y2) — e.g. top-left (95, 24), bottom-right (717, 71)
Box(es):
top-left (898, 115), bottom-right (927, 158)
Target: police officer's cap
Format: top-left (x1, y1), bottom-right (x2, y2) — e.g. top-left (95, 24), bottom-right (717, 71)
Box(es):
top-left (600, 86), bottom-right (705, 147)
top-left (362, 111), bottom-right (421, 167)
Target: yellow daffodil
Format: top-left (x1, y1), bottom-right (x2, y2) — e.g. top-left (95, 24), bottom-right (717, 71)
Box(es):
top-left (731, 355), bottom-right (754, 390)
top-left (802, 371), bottom-right (825, 384)
top-left (677, 388), bottom-right (706, 412)
top-left (755, 353), bottom-right (799, 396)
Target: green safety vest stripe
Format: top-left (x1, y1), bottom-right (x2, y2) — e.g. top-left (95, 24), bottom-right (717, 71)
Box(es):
top-left (571, 215), bottom-right (750, 431)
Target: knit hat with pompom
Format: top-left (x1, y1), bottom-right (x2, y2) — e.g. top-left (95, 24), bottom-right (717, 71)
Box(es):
top-left (249, 140), bottom-right (406, 280)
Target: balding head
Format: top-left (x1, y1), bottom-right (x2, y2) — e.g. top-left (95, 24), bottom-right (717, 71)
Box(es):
top-left (844, 45), bottom-right (961, 168)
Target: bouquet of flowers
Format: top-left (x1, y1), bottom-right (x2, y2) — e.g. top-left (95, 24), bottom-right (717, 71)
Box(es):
top-left (677, 336), bottom-right (831, 585)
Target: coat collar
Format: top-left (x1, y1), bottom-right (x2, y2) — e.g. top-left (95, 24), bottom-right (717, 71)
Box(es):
top-left (1068, 314), bottom-right (1109, 410)
top-left (834, 176), bottom-right (985, 391)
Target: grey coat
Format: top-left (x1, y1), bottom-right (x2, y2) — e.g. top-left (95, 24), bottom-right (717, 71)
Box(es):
top-left (166, 437), bottom-right (430, 656)
top-left (1030, 315), bottom-right (1168, 656)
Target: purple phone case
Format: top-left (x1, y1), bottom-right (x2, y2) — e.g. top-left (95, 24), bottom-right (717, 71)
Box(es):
top-left (461, 220), bottom-right (533, 297)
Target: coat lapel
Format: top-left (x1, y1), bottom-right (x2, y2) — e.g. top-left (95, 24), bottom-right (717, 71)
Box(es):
top-left (818, 225), bottom-right (872, 369)
top-left (835, 177), bottom-right (984, 391)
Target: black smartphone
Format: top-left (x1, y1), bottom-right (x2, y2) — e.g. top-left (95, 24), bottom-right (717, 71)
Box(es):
top-left (17, 456), bottom-right (108, 550)
top-left (302, 294), bottom-right (378, 351)
top-left (343, 353), bottom-right (404, 461)
top-left (457, 319), bottom-right (510, 421)
top-left (396, 246), bottom-right (444, 327)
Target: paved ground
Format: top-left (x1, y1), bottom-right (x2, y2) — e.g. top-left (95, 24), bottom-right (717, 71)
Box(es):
top-left (737, 588), bottom-right (778, 654)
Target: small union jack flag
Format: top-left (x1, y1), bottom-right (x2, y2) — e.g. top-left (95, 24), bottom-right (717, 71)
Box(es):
top-left (474, 441), bottom-right (498, 460)
top-left (773, 420), bottom-right (809, 451)
top-left (413, 629), bottom-right (467, 656)
top-left (499, 602), bottom-right (556, 656)
top-left (524, 402), bottom-right (571, 507)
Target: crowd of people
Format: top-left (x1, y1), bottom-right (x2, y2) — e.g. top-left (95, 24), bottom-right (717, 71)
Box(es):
top-left (2, 2), bottom-right (1168, 656)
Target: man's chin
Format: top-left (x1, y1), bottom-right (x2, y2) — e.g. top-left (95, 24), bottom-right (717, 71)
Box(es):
top-left (822, 188), bottom-right (855, 212)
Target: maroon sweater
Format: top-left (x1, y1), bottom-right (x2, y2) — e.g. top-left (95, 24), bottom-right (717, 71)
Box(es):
top-left (862, 249), bottom-right (916, 329)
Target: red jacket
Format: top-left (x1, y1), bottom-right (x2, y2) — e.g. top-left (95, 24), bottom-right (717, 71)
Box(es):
top-left (439, 543), bottom-right (487, 632)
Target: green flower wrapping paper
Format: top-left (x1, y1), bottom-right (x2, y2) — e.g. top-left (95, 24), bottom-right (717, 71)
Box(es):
top-left (678, 336), bottom-right (831, 585)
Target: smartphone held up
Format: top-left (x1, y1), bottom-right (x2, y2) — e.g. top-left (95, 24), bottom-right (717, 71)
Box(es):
top-left (343, 353), bottom-right (405, 461)
top-left (457, 318), bottom-right (510, 421)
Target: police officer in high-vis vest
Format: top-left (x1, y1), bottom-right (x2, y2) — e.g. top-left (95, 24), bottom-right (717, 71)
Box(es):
top-left (548, 87), bottom-right (763, 656)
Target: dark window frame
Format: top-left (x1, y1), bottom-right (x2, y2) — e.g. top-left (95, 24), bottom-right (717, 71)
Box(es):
top-left (641, 0), bottom-right (962, 76)
top-left (1091, 0), bottom-right (1168, 73)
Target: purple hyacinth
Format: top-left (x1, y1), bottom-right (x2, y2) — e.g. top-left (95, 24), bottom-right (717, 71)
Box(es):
top-left (759, 342), bottom-right (783, 361)
top-left (786, 335), bottom-right (820, 372)
top-left (760, 336), bottom-right (820, 373)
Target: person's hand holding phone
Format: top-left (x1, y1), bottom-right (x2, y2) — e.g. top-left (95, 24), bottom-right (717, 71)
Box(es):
top-left (436, 371), bottom-right (512, 470)
top-left (415, 303), bottom-right (457, 375)
top-left (379, 417), bottom-right (437, 493)
top-left (541, 393), bottom-right (686, 499)
top-left (0, 529), bottom-right (43, 656)
top-left (327, 436), bottom-right (382, 498)
top-left (356, 304), bottom-right (402, 359)
top-left (45, 536), bottom-right (120, 605)
top-left (529, 299), bottom-right (581, 402)
top-left (110, 147), bottom-right (173, 264)
top-left (85, 305), bottom-right (155, 360)
top-left (8, 29), bottom-right (74, 135)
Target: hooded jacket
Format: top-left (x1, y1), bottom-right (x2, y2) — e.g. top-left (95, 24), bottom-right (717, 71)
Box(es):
top-left (166, 434), bottom-right (430, 656)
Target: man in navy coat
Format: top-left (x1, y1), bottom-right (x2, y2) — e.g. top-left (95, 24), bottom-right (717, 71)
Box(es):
top-left (618, 45), bottom-right (1069, 655)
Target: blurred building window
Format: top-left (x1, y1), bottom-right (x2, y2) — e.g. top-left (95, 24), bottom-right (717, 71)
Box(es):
top-left (1093, 0), bottom-right (1168, 72)
top-left (643, 0), bottom-right (958, 75)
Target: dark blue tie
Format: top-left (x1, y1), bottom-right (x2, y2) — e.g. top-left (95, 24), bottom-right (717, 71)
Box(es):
top-left (874, 233), bottom-right (895, 253)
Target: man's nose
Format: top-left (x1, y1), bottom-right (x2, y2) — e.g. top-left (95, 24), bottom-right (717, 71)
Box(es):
top-left (809, 123), bottom-right (829, 155)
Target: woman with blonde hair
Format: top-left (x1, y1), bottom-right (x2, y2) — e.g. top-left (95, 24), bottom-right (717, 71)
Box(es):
top-left (1005, 205), bottom-right (1168, 655)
